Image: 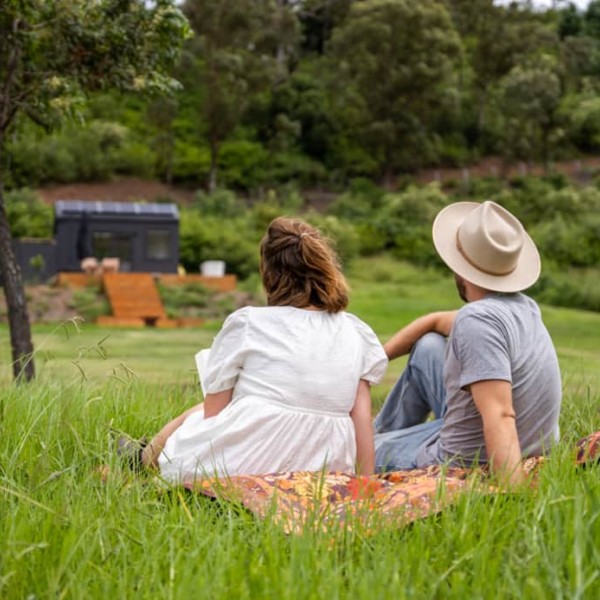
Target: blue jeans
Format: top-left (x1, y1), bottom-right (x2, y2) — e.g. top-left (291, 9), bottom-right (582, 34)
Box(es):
top-left (374, 333), bottom-right (447, 471)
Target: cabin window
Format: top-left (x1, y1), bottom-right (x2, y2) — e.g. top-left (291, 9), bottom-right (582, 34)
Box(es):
top-left (92, 231), bottom-right (133, 271)
top-left (147, 229), bottom-right (171, 260)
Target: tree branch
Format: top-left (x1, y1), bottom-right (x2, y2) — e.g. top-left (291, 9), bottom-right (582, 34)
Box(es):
top-left (0, 17), bottom-right (23, 133)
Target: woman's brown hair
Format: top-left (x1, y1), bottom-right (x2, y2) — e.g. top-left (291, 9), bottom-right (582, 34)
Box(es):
top-left (260, 217), bottom-right (349, 312)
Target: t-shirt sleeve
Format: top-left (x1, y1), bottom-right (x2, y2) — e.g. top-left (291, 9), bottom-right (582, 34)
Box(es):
top-left (202, 308), bottom-right (250, 394)
top-left (452, 312), bottom-right (511, 389)
top-left (348, 314), bottom-right (388, 384)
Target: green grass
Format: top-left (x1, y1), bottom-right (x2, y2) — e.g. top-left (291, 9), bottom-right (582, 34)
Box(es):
top-left (1, 256), bottom-right (600, 598)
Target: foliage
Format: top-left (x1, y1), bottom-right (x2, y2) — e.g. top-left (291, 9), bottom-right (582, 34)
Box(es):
top-left (2, 271), bottom-right (600, 596)
top-left (179, 209), bottom-right (261, 280)
top-left (531, 264), bottom-right (600, 313)
top-left (218, 140), bottom-right (270, 189)
top-left (7, 120), bottom-right (155, 186)
top-left (0, 0), bottom-right (190, 381)
top-left (495, 60), bottom-right (563, 164)
top-left (4, 0), bottom-right (600, 188)
top-left (181, 0), bottom-right (295, 190)
top-left (326, 0), bottom-right (462, 177)
top-left (0, 1), bottom-right (190, 141)
top-left (158, 281), bottom-right (237, 320)
top-left (70, 286), bottom-right (111, 323)
top-left (4, 189), bottom-right (52, 238)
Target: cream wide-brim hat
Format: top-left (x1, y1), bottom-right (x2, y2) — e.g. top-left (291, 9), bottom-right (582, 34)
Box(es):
top-left (432, 200), bottom-right (541, 293)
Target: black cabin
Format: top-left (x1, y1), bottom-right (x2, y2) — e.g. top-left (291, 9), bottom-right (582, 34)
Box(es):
top-left (54, 200), bottom-right (179, 273)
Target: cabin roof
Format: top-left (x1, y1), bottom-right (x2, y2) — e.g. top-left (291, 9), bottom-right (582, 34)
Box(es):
top-left (54, 200), bottom-right (179, 220)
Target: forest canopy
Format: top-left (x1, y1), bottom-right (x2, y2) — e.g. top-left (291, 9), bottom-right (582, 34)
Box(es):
top-left (5, 0), bottom-right (600, 192)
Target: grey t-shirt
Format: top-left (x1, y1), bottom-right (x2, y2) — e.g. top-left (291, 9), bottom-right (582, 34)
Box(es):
top-left (416, 293), bottom-right (562, 467)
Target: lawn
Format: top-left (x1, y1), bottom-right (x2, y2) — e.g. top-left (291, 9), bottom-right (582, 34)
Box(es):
top-left (1, 257), bottom-right (600, 598)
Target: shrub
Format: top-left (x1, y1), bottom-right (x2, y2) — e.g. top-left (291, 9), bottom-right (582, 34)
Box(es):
top-left (219, 140), bottom-right (270, 189)
top-left (171, 140), bottom-right (211, 184)
top-left (262, 152), bottom-right (327, 188)
top-left (5, 188), bottom-right (53, 238)
top-left (158, 282), bottom-right (237, 320)
top-left (193, 188), bottom-right (245, 218)
top-left (7, 120), bottom-right (155, 186)
top-left (70, 286), bottom-right (110, 323)
top-left (179, 210), bottom-right (261, 280)
top-left (373, 183), bottom-right (449, 265)
top-left (531, 213), bottom-right (600, 268)
top-left (530, 265), bottom-right (600, 312)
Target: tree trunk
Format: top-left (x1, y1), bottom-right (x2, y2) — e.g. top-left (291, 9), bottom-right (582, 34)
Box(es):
top-left (541, 126), bottom-right (551, 175)
top-left (208, 139), bottom-right (219, 193)
top-left (0, 178), bottom-right (35, 382)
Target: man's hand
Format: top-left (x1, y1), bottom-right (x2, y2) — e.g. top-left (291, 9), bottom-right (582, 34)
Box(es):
top-left (384, 310), bottom-right (458, 360)
top-left (470, 379), bottom-right (525, 487)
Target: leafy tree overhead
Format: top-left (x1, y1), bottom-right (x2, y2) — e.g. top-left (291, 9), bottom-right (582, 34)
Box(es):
top-left (497, 59), bottom-right (563, 168)
top-left (182, 0), bottom-right (300, 191)
top-left (0, 0), bottom-right (190, 382)
top-left (445, 0), bottom-right (556, 142)
top-left (327, 0), bottom-right (462, 180)
top-left (296, 0), bottom-right (353, 54)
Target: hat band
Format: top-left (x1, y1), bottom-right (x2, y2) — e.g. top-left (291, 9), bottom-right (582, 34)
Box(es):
top-left (456, 231), bottom-right (517, 277)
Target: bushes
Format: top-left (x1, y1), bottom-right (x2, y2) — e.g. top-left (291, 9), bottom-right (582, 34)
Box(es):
top-left (7, 121), bottom-right (156, 186)
top-left (5, 189), bottom-right (53, 238)
top-left (328, 182), bottom-right (448, 265)
top-left (70, 286), bottom-right (110, 323)
top-left (7, 171), bottom-right (600, 314)
top-left (157, 282), bottom-right (237, 320)
top-left (531, 214), bottom-right (600, 269)
top-left (530, 265), bottom-right (600, 312)
top-left (179, 209), bottom-right (261, 280)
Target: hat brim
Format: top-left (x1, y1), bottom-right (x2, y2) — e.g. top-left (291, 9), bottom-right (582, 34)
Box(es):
top-left (432, 202), bottom-right (541, 293)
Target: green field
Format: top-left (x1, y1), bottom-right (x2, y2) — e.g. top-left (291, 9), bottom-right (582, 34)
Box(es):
top-left (1, 257), bottom-right (600, 598)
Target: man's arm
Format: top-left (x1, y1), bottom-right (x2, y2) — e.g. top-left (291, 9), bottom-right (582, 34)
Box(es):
top-left (470, 379), bottom-right (525, 487)
top-left (384, 311), bottom-right (458, 360)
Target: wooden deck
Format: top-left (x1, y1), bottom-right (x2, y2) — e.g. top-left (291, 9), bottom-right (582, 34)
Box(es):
top-left (57, 272), bottom-right (237, 292)
top-left (157, 274), bottom-right (237, 292)
top-left (56, 271), bottom-right (235, 327)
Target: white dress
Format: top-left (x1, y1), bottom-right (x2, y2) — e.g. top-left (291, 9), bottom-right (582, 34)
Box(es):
top-left (158, 306), bottom-right (388, 482)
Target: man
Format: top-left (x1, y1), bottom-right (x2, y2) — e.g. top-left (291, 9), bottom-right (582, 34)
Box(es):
top-left (374, 200), bottom-right (562, 485)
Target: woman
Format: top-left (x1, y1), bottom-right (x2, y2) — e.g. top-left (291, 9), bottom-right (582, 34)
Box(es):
top-left (134, 216), bottom-right (387, 482)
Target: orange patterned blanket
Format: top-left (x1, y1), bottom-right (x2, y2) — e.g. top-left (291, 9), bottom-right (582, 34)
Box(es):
top-left (184, 457), bottom-right (545, 534)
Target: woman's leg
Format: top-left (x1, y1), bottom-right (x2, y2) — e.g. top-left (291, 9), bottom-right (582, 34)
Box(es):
top-left (141, 403), bottom-right (204, 468)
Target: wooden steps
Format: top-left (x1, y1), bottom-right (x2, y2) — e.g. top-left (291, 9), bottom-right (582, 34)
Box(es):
top-left (102, 273), bottom-right (171, 325)
top-left (56, 271), bottom-right (232, 328)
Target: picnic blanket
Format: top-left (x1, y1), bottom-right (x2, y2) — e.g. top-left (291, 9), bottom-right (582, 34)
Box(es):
top-left (183, 432), bottom-right (600, 534)
top-left (184, 457), bottom-right (545, 534)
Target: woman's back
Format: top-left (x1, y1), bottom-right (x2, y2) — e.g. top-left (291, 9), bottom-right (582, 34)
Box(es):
top-left (204, 306), bottom-right (385, 414)
top-left (159, 306), bottom-right (386, 480)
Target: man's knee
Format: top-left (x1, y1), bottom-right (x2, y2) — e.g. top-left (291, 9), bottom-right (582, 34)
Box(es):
top-left (410, 332), bottom-right (446, 367)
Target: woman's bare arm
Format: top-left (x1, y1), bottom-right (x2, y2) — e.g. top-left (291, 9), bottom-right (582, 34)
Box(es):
top-left (350, 379), bottom-right (375, 476)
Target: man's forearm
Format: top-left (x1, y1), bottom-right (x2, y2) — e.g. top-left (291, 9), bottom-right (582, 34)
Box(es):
top-left (384, 311), bottom-right (457, 360)
top-left (483, 419), bottom-right (525, 487)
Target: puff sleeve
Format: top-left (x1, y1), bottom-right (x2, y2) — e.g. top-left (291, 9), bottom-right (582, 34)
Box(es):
top-left (347, 313), bottom-right (388, 384)
top-left (201, 308), bottom-right (250, 394)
